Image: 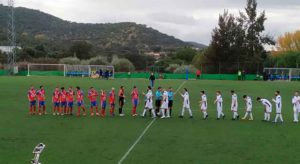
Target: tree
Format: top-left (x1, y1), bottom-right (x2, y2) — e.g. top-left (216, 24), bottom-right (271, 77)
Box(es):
top-left (204, 0), bottom-right (274, 73)
top-left (69, 41), bottom-right (93, 60)
top-left (172, 47), bottom-right (198, 64)
top-left (112, 58), bottom-right (135, 72)
top-left (240, 0), bottom-right (274, 62)
top-left (277, 30), bottom-right (300, 52)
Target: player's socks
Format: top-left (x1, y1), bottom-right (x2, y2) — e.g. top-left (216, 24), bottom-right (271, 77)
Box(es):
top-left (90, 108), bottom-right (94, 116)
top-left (118, 108), bottom-right (121, 114)
top-left (188, 108), bottom-right (193, 117)
top-left (101, 109), bottom-right (105, 117)
top-left (204, 114), bottom-right (208, 120)
top-left (279, 114), bottom-right (283, 122)
top-left (151, 109), bottom-right (156, 118)
top-left (166, 110), bottom-right (170, 118)
top-left (132, 107), bottom-right (137, 115)
top-left (249, 113), bottom-right (253, 120)
top-left (33, 106), bottom-right (37, 115)
top-left (160, 108), bottom-right (165, 118)
top-left (95, 108), bottom-right (99, 116)
top-left (142, 109), bottom-right (147, 117)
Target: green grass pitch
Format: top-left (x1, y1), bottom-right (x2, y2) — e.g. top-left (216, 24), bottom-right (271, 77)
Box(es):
top-left (0, 76), bottom-right (300, 164)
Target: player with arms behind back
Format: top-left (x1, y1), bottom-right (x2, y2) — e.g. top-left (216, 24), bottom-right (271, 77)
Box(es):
top-left (100, 90), bottom-right (107, 117)
top-left (88, 87), bottom-right (99, 116)
top-left (214, 91), bottom-right (225, 120)
top-left (52, 87), bottom-right (60, 115)
top-left (66, 87), bottom-right (75, 115)
top-left (28, 86), bottom-right (37, 115)
top-left (37, 85), bottom-right (46, 115)
top-left (131, 86), bottom-right (139, 117)
top-left (76, 87), bottom-right (86, 116)
top-left (118, 86), bottom-right (125, 116)
top-left (292, 91), bottom-right (300, 123)
top-left (60, 87), bottom-right (67, 115)
top-left (109, 88), bottom-right (115, 117)
top-left (200, 91), bottom-right (208, 120)
top-left (242, 95), bottom-right (253, 120)
top-left (231, 90), bottom-right (239, 120)
top-left (272, 91), bottom-right (283, 123)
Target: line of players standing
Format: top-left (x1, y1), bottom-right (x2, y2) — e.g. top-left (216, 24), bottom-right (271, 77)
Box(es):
top-left (27, 85), bottom-right (300, 123)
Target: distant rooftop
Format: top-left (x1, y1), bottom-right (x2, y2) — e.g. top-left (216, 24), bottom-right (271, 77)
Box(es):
top-left (0, 46), bottom-right (21, 53)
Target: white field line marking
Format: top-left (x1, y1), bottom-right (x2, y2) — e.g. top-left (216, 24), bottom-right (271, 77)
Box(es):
top-left (118, 80), bottom-right (187, 164)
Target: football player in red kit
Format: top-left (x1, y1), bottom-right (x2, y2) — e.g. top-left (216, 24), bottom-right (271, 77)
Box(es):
top-left (28, 86), bottom-right (37, 115)
top-left (100, 90), bottom-right (107, 117)
top-left (88, 87), bottom-right (99, 116)
top-left (131, 86), bottom-right (139, 117)
top-left (52, 87), bottom-right (60, 115)
top-left (67, 87), bottom-right (75, 115)
top-left (37, 85), bottom-right (46, 115)
top-left (60, 87), bottom-right (67, 115)
top-left (76, 86), bottom-right (86, 116)
top-left (109, 88), bottom-right (116, 117)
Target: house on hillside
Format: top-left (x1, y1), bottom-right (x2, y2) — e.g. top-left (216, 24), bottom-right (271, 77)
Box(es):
top-left (145, 51), bottom-right (167, 60)
top-left (0, 46), bottom-right (21, 53)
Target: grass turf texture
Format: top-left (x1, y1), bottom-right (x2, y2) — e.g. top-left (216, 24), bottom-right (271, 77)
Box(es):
top-left (0, 76), bottom-right (300, 164)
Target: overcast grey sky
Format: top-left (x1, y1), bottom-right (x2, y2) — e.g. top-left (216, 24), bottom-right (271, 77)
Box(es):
top-left (1, 0), bottom-right (300, 44)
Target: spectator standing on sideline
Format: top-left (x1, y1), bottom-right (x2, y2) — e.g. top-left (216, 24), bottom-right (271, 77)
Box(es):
top-left (237, 70), bottom-right (242, 80)
top-left (242, 70), bottom-right (246, 81)
top-left (149, 72), bottom-right (156, 88)
top-left (185, 67), bottom-right (189, 80)
top-left (99, 69), bottom-right (103, 78)
top-left (196, 69), bottom-right (201, 80)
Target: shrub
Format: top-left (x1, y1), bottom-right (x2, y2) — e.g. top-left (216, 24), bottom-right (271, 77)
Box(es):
top-left (174, 65), bottom-right (197, 74)
top-left (59, 57), bottom-right (80, 65)
top-left (112, 58), bottom-right (135, 72)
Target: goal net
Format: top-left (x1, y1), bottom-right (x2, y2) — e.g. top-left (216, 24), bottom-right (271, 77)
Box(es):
top-left (65, 65), bottom-right (115, 78)
top-left (263, 68), bottom-right (300, 81)
top-left (27, 64), bottom-right (66, 76)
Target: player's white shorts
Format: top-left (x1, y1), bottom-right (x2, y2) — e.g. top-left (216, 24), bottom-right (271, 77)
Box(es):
top-left (161, 102), bottom-right (168, 109)
top-left (276, 108), bottom-right (282, 114)
top-left (201, 104), bottom-right (207, 110)
top-left (145, 101), bottom-right (153, 109)
top-left (265, 107), bottom-right (272, 113)
top-left (231, 105), bottom-right (238, 112)
top-left (246, 106), bottom-right (252, 112)
top-left (183, 103), bottom-right (190, 109)
top-left (217, 106), bottom-right (222, 112)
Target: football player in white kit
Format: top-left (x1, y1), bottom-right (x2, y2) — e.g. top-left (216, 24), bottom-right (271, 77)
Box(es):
top-left (160, 88), bottom-right (170, 119)
top-left (214, 91), bottom-right (225, 120)
top-left (179, 88), bottom-right (193, 118)
top-left (141, 86), bottom-right (156, 118)
top-left (292, 91), bottom-right (300, 123)
top-left (257, 97), bottom-right (272, 122)
top-left (231, 90), bottom-right (239, 120)
top-left (199, 91), bottom-right (208, 120)
top-left (242, 95), bottom-right (253, 120)
top-left (272, 91), bottom-right (283, 123)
